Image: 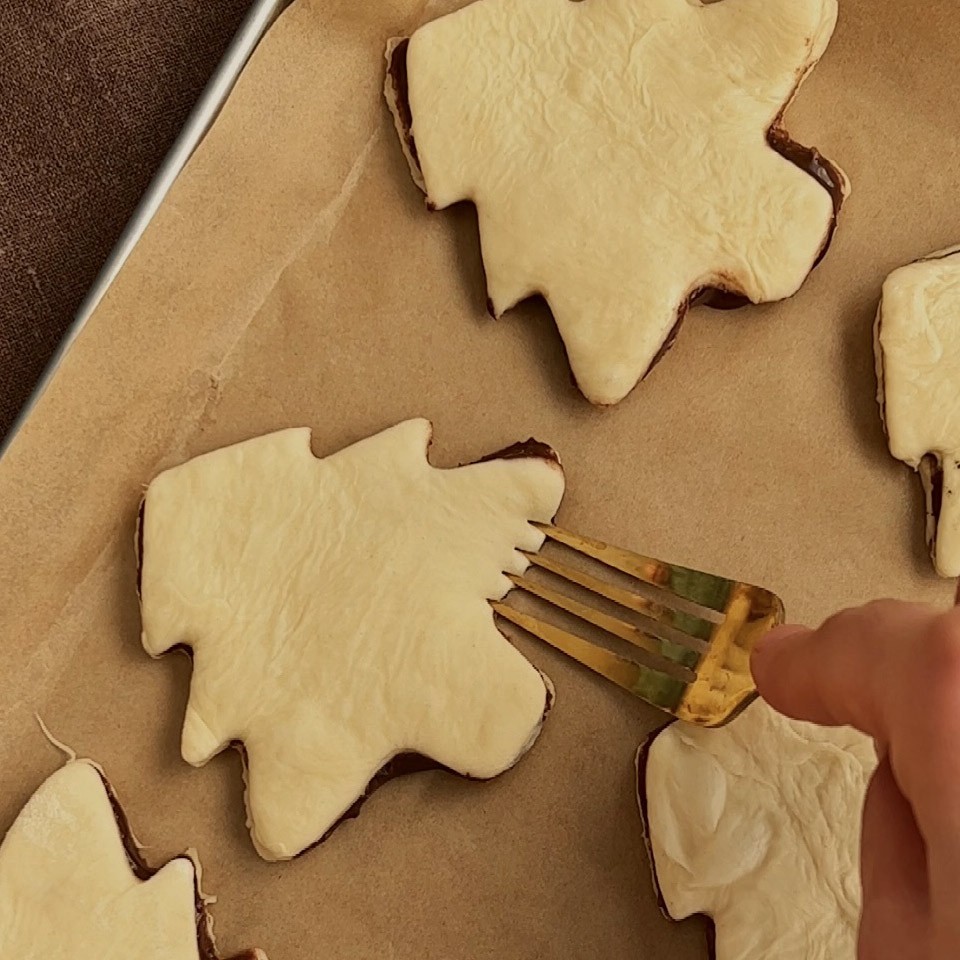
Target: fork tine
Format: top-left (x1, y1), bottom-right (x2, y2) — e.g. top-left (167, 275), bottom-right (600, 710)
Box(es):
top-left (491, 602), bottom-right (693, 708)
top-left (536, 524), bottom-right (733, 615)
top-left (522, 552), bottom-right (713, 649)
top-left (505, 572), bottom-right (701, 665)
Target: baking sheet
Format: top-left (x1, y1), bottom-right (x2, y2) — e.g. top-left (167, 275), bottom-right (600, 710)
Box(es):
top-left (0, 0), bottom-right (294, 459)
top-left (1, 1), bottom-right (958, 957)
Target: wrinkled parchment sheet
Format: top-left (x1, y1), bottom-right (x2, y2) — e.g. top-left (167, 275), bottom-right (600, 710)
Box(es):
top-left (1, 1), bottom-right (958, 957)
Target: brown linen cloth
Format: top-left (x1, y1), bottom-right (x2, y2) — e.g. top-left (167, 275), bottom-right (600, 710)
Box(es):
top-left (0, 0), bottom-right (254, 442)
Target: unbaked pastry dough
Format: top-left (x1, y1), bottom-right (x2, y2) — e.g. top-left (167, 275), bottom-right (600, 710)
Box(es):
top-left (139, 419), bottom-right (565, 860)
top-left (876, 246), bottom-right (960, 577)
top-left (644, 702), bottom-right (875, 960)
top-left (388, 0), bottom-right (847, 405)
top-left (0, 760), bottom-right (260, 960)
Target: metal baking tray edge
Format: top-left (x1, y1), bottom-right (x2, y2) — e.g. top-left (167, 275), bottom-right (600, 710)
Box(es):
top-left (0, 0), bottom-right (295, 461)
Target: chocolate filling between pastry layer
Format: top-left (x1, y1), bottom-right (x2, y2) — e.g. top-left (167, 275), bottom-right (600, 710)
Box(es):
top-left (476, 437), bottom-right (560, 466)
top-left (636, 730), bottom-right (718, 960)
top-left (386, 39), bottom-right (422, 189)
top-left (268, 663), bottom-right (556, 858)
top-left (922, 454), bottom-right (945, 533)
top-left (875, 309), bottom-right (888, 436)
top-left (98, 768), bottom-right (258, 960)
top-left (136, 440), bottom-right (559, 854)
top-left (386, 39), bottom-right (846, 382)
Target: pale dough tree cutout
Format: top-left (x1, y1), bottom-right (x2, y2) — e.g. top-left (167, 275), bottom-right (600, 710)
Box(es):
top-left (641, 702), bottom-right (875, 960)
top-left (0, 760), bottom-right (264, 960)
top-left (386, 0), bottom-right (848, 405)
top-left (876, 246), bottom-right (960, 577)
top-left (139, 420), bottom-right (565, 860)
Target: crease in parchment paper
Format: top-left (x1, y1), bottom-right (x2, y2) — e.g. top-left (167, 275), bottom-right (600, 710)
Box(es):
top-left (1, 122), bottom-right (384, 729)
top-left (156, 126), bottom-right (382, 469)
top-left (0, 537), bottom-right (119, 728)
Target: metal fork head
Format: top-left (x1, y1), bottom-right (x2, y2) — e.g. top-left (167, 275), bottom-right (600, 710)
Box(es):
top-left (492, 524), bottom-right (783, 727)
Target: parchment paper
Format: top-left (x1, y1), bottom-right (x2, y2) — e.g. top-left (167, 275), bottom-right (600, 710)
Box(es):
top-left (1, 1), bottom-right (958, 957)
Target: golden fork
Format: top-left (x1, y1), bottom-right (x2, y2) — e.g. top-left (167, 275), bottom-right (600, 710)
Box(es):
top-left (493, 525), bottom-right (783, 727)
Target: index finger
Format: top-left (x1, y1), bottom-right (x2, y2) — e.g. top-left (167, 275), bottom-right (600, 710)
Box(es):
top-left (750, 599), bottom-right (935, 738)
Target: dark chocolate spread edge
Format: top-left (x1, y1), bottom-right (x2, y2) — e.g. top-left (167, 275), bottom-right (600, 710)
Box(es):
top-left (475, 437), bottom-right (560, 466)
top-left (288, 676), bottom-right (556, 858)
top-left (98, 767), bottom-right (259, 960)
top-left (636, 729), bottom-right (717, 960)
top-left (386, 38), bottom-right (847, 383)
top-left (136, 500), bottom-right (145, 597)
top-left (644, 120), bottom-right (846, 379)
top-left (922, 454), bottom-right (945, 550)
top-left (876, 304), bottom-right (888, 439)
top-left (386, 38), bottom-right (420, 173)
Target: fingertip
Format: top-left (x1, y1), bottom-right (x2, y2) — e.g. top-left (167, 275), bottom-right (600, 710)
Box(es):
top-left (751, 601), bottom-right (932, 734)
top-left (750, 625), bottom-right (814, 713)
top-left (751, 624), bottom-right (809, 670)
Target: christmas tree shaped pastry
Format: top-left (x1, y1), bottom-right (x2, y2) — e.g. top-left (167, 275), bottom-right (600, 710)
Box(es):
top-left (386, 0), bottom-right (848, 405)
top-left (139, 420), bottom-right (565, 860)
top-left (876, 246), bottom-right (960, 577)
top-left (640, 703), bottom-right (875, 959)
top-left (0, 759), bottom-right (264, 960)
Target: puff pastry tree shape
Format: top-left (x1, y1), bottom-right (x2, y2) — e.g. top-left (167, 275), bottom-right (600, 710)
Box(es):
top-left (139, 420), bottom-right (565, 860)
top-left (389, 0), bottom-right (847, 405)
top-left (642, 703), bottom-right (875, 960)
top-left (0, 760), bottom-right (263, 960)
top-left (876, 247), bottom-right (960, 577)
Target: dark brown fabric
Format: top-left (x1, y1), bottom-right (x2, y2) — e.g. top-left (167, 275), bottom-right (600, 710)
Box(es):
top-left (0, 0), bottom-right (255, 442)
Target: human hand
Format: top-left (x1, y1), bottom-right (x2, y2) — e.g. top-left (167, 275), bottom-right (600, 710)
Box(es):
top-left (751, 600), bottom-right (960, 960)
